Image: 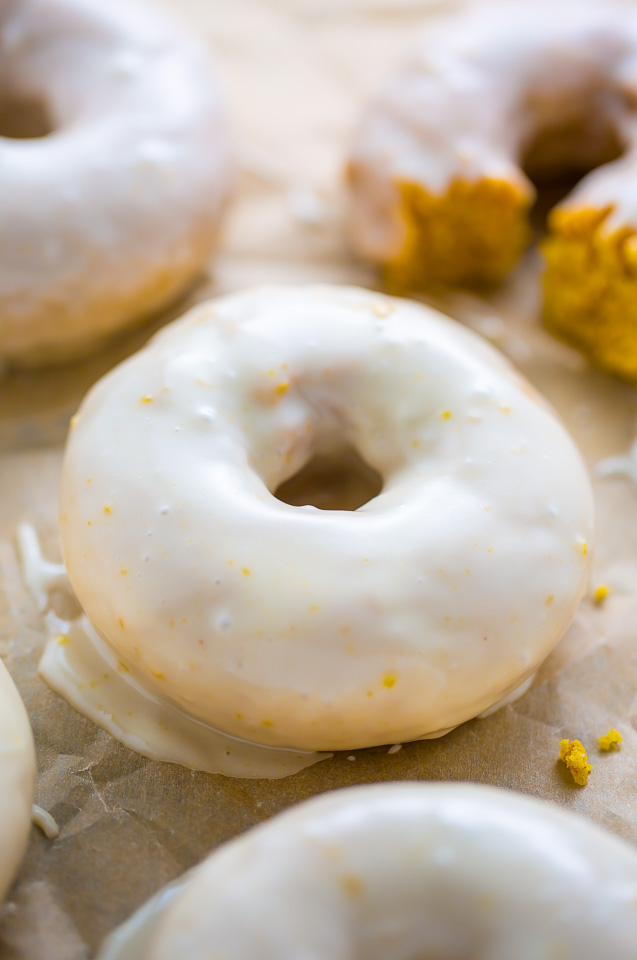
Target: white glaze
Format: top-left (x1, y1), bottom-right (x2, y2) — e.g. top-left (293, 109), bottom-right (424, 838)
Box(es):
top-left (16, 523), bottom-right (330, 778)
top-left (31, 804), bottom-right (59, 840)
top-left (21, 526), bottom-right (525, 775)
top-left (17, 523), bottom-right (69, 613)
top-left (59, 284), bottom-right (594, 753)
top-left (597, 436), bottom-right (637, 488)
top-left (0, 660), bottom-right (36, 902)
top-left (348, 0), bottom-right (637, 264)
top-left (0, 0), bottom-right (233, 366)
top-left (98, 783), bottom-right (637, 960)
top-left (39, 613), bottom-right (332, 779)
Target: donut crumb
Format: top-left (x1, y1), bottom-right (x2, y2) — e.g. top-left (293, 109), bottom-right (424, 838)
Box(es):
top-left (598, 728), bottom-right (622, 751)
top-left (559, 738), bottom-right (592, 786)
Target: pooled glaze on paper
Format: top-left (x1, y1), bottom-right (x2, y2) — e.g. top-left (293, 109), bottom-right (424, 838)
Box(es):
top-left (18, 523), bottom-right (331, 778)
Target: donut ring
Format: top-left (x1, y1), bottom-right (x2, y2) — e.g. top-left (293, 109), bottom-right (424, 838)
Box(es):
top-left (0, 0), bottom-right (233, 368)
top-left (59, 285), bottom-right (593, 753)
top-left (347, 0), bottom-right (637, 378)
top-left (100, 783), bottom-right (637, 960)
top-left (0, 660), bottom-right (36, 902)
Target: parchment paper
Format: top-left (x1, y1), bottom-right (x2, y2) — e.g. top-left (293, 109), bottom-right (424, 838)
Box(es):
top-left (3, 1), bottom-right (637, 957)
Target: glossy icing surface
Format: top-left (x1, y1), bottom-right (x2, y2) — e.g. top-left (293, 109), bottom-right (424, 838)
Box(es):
top-left (0, 0), bottom-right (233, 367)
top-left (348, 0), bottom-right (637, 266)
top-left (59, 285), bottom-right (593, 752)
top-left (0, 660), bottom-right (36, 902)
top-left (101, 783), bottom-right (637, 960)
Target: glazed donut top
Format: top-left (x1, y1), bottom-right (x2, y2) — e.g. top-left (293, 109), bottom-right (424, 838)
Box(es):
top-left (0, 660), bottom-right (36, 902)
top-left (60, 285), bottom-right (593, 752)
top-left (348, 0), bottom-right (637, 260)
top-left (0, 0), bottom-right (232, 365)
top-left (114, 783), bottom-right (637, 960)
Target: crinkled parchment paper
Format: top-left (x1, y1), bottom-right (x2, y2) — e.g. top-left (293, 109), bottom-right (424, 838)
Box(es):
top-left (2, 0), bottom-right (637, 957)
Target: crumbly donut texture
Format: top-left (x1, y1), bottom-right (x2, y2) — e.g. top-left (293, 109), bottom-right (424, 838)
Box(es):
top-left (348, 0), bottom-right (637, 377)
top-left (108, 783), bottom-right (637, 960)
top-left (543, 205), bottom-right (637, 380)
top-left (0, 660), bottom-right (36, 902)
top-left (59, 285), bottom-right (593, 753)
top-left (0, 0), bottom-right (233, 368)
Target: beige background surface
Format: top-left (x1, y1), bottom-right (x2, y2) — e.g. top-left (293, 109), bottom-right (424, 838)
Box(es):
top-left (3, 0), bottom-right (637, 957)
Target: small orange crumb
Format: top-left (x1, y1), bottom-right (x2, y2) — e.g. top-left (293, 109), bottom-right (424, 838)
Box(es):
top-left (559, 739), bottom-right (592, 786)
top-left (56, 633), bottom-right (69, 646)
top-left (103, 505), bottom-right (112, 515)
top-left (581, 541), bottom-right (588, 556)
top-left (593, 584), bottom-right (610, 604)
top-left (383, 672), bottom-right (398, 689)
top-left (241, 568), bottom-right (251, 576)
top-left (441, 410), bottom-right (452, 420)
top-left (598, 728), bottom-right (622, 751)
top-left (141, 395), bottom-right (153, 404)
top-left (275, 382), bottom-right (289, 396)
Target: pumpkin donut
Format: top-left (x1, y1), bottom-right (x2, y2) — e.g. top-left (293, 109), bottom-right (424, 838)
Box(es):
top-left (0, 0), bottom-right (233, 368)
top-left (348, 0), bottom-right (637, 379)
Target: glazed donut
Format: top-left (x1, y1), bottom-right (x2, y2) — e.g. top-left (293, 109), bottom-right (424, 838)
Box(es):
top-left (99, 783), bottom-right (637, 960)
top-left (57, 285), bottom-right (593, 754)
top-left (0, 660), bottom-right (36, 902)
top-left (0, 0), bottom-right (233, 368)
top-left (348, 0), bottom-right (637, 379)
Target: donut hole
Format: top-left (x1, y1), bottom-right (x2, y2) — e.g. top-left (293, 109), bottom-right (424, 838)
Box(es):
top-left (520, 100), bottom-right (626, 233)
top-left (274, 446), bottom-right (383, 511)
top-left (0, 94), bottom-right (54, 139)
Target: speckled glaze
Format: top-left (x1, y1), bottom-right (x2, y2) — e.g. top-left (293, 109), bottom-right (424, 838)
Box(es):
top-left (0, 660), bottom-right (36, 902)
top-left (348, 0), bottom-right (637, 266)
top-left (60, 285), bottom-right (593, 753)
top-left (102, 783), bottom-right (637, 960)
top-left (0, 0), bottom-right (233, 367)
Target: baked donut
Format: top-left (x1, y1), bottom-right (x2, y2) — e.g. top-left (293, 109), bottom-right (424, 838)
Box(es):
top-left (0, 0), bottom-right (233, 368)
top-left (0, 660), bottom-right (36, 902)
top-left (56, 285), bottom-right (593, 755)
top-left (99, 783), bottom-right (637, 960)
top-left (347, 0), bottom-right (637, 379)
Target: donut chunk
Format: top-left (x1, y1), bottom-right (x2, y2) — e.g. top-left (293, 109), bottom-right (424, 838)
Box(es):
top-left (348, 0), bottom-right (637, 378)
top-left (60, 285), bottom-right (593, 752)
top-left (101, 784), bottom-right (637, 960)
top-left (0, 0), bottom-right (233, 368)
top-left (0, 661), bottom-right (36, 902)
